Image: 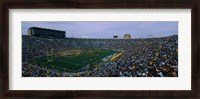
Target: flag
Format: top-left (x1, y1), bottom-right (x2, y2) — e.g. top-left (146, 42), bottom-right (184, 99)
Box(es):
top-left (150, 61), bottom-right (153, 65)
top-left (155, 52), bottom-right (159, 57)
top-left (154, 57), bottom-right (158, 60)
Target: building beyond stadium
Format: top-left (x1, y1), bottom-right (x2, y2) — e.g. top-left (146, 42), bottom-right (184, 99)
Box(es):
top-left (28, 27), bottom-right (66, 38)
top-left (124, 34), bottom-right (131, 39)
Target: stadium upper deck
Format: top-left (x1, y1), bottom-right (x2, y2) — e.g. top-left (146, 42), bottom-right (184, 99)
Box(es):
top-left (28, 27), bottom-right (66, 38)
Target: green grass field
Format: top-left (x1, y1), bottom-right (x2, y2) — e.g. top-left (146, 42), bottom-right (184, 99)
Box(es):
top-left (32, 50), bottom-right (116, 72)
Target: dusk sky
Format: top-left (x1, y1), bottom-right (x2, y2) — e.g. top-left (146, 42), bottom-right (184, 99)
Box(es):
top-left (22, 21), bottom-right (178, 38)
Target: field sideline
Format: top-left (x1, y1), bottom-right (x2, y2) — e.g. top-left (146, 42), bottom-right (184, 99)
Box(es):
top-left (32, 50), bottom-right (116, 72)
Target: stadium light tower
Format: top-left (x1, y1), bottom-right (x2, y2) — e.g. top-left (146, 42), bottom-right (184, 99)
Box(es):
top-left (113, 35), bottom-right (118, 39)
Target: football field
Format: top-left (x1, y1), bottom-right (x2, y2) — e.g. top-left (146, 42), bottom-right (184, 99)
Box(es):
top-left (33, 50), bottom-right (116, 72)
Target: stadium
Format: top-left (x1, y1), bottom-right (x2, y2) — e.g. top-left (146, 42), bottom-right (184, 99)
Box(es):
top-left (22, 27), bottom-right (178, 77)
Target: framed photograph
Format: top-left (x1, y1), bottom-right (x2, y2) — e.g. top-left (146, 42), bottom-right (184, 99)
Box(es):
top-left (1, 0), bottom-right (199, 98)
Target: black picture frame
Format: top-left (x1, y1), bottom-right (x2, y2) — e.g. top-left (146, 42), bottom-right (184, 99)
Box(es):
top-left (1, 0), bottom-right (199, 99)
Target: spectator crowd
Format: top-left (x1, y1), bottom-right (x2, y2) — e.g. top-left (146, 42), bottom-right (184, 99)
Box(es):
top-left (22, 35), bottom-right (178, 77)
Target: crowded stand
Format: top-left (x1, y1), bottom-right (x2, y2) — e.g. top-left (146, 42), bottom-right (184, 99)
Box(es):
top-left (22, 35), bottom-right (178, 77)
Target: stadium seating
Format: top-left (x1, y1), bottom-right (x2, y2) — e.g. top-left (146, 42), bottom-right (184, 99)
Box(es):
top-left (22, 35), bottom-right (178, 77)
